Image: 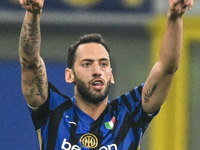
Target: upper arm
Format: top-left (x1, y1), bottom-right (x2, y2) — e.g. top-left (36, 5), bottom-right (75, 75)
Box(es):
top-left (142, 61), bottom-right (176, 114)
top-left (21, 56), bottom-right (48, 107)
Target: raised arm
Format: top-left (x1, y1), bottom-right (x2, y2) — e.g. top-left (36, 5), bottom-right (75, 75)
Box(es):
top-left (142, 0), bottom-right (193, 114)
top-left (19, 0), bottom-right (48, 109)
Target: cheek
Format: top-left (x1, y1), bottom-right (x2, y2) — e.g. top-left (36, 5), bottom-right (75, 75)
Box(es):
top-left (104, 70), bottom-right (113, 80)
top-left (74, 66), bottom-right (90, 77)
top-left (74, 69), bottom-right (91, 83)
top-left (106, 70), bottom-right (115, 84)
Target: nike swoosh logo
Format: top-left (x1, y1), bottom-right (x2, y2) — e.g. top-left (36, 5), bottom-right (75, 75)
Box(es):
top-left (69, 121), bottom-right (77, 126)
top-left (66, 116), bottom-right (77, 126)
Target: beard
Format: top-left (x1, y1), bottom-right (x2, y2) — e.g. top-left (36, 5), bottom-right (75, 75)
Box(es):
top-left (74, 75), bottom-right (111, 105)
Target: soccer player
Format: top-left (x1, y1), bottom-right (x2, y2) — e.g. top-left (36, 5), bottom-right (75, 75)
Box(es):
top-left (19, 0), bottom-right (193, 149)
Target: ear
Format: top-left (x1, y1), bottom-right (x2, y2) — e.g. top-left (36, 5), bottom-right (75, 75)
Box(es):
top-left (65, 68), bottom-right (75, 83)
top-left (110, 68), bottom-right (115, 84)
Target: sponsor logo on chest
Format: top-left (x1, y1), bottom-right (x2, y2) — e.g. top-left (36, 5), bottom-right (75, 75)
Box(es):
top-left (61, 133), bottom-right (117, 150)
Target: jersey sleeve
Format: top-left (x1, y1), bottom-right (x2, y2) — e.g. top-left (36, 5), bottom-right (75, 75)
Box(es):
top-left (118, 83), bottom-right (159, 132)
top-left (29, 82), bottom-right (71, 130)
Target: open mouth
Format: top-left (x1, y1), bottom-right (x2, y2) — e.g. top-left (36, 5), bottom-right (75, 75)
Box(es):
top-left (91, 79), bottom-right (104, 90)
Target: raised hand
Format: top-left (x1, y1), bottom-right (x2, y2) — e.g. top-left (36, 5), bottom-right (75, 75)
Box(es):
top-left (168, 0), bottom-right (193, 18)
top-left (19, 0), bottom-right (44, 13)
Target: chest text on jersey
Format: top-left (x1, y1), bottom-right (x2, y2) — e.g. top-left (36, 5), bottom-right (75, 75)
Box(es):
top-left (61, 138), bottom-right (117, 150)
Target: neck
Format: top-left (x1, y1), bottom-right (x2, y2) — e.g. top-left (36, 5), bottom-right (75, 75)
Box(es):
top-left (75, 90), bottom-right (108, 120)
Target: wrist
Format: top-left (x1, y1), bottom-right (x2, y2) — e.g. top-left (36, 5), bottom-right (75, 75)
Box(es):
top-left (167, 10), bottom-right (183, 22)
top-left (26, 8), bottom-right (42, 17)
top-left (25, 9), bottom-right (42, 22)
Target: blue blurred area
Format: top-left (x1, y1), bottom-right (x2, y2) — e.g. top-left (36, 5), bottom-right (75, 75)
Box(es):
top-left (0, 0), bottom-right (152, 13)
top-left (0, 61), bottom-right (74, 150)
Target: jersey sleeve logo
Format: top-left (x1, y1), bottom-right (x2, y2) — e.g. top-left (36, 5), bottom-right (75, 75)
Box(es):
top-left (80, 133), bottom-right (98, 148)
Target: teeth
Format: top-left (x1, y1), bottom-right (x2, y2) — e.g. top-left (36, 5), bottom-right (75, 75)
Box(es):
top-left (94, 81), bottom-right (101, 85)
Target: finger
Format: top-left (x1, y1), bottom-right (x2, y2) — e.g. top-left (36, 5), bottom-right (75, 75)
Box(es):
top-left (173, 0), bottom-right (179, 5)
top-left (37, 0), bottom-right (44, 9)
top-left (19, 0), bottom-right (31, 10)
top-left (169, 0), bottom-right (178, 6)
top-left (23, 0), bottom-right (32, 6)
top-left (169, 0), bottom-right (180, 10)
top-left (188, 0), bottom-right (193, 10)
top-left (182, 3), bottom-right (188, 9)
top-left (21, 4), bottom-right (32, 10)
top-left (19, 0), bottom-right (24, 6)
top-left (183, 0), bottom-right (193, 10)
top-left (182, 0), bottom-right (193, 11)
top-left (31, 0), bottom-right (44, 9)
top-left (19, 0), bottom-right (29, 6)
top-left (31, 3), bottom-right (41, 11)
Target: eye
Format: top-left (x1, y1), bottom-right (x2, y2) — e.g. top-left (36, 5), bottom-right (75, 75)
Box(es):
top-left (82, 62), bottom-right (91, 67)
top-left (100, 62), bottom-right (108, 67)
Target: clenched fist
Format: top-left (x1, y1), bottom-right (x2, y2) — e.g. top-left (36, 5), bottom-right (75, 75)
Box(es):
top-left (19, 0), bottom-right (44, 13)
top-left (168, 0), bottom-right (193, 19)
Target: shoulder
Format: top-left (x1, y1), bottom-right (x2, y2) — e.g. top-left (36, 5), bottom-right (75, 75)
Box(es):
top-left (48, 82), bottom-right (72, 111)
top-left (111, 84), bottom-right (144, 106)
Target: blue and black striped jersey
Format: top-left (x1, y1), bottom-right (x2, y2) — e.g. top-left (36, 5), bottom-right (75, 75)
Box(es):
top-left (31, 82), bottom-right (158, 150)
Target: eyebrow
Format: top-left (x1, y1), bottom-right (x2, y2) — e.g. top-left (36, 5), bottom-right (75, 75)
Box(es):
top-left (81, 58), bottom-right (110, 62)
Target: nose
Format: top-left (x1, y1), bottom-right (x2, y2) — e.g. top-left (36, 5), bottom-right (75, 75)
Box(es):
top-left (92, 63), bottom-right (101, 78)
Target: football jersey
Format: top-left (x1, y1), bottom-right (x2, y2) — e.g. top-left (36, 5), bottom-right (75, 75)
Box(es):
top-left (31, 82), bottom-right (158, 150)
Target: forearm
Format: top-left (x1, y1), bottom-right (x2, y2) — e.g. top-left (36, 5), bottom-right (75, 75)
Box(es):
top-left (158, 14), bottom-right (183, 74)
top-left (19, 10), bottom-right (41, 67)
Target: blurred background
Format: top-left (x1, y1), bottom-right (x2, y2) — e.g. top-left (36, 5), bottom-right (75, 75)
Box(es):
top-left (0, 0), bottom-right (200, 149)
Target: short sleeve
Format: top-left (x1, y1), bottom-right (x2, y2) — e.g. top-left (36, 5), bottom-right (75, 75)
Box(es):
top-left (118, 83), bottom-right (159, 132)
top-left (30, 82), bottom-right (71, 130)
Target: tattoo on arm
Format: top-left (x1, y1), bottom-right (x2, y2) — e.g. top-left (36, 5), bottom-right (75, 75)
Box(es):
top-left (35, 76), bottom-right (46, 100)
top-left (22, 64), bottom-right (48, 101)
top-left (20, 18), bottom-right (41, 58)
top-left (20, 17), bottom-right (47, 100)
top-left (144, 83), bottom-right (158, 103)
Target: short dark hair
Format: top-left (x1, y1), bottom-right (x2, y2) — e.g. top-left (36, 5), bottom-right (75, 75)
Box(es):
top-left (67, 33), bottom-right (110, 69)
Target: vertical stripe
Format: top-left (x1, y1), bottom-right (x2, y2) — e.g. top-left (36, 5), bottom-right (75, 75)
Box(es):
top-left (47, 100), bottom-right (72, 150)
top-left (90, 105), bottom-right (109, 148)
top-left (68, 114), bottom-right (79, 144)
top-left (37, 129), bottom-right (42, 150)
top-left (148, 15), bottom-right (192, 150)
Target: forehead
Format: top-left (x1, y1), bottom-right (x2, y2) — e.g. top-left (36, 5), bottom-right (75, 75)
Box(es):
top-left (75, 42), bottom-right (110, 61)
